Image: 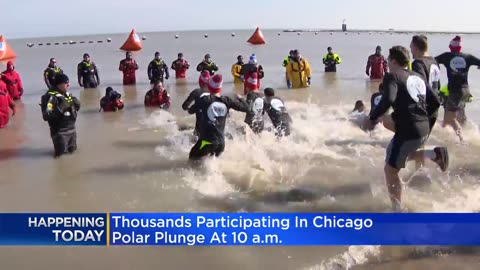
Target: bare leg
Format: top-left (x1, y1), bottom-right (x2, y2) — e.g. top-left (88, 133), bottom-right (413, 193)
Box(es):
top-left (444, 110), bottom-right (464, 142)
top-left (408, 148), bottom-right (449, 172)
top-left (384, 164), bottom-right (402, 212)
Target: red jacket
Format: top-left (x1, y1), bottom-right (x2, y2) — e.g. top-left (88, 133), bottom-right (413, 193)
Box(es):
top-left (144, 89), bottom-right (171, 108)
top-left (366, 54), bottom-right (387, 80)
top-left (1, 61), bottom-right (24, 100)
top-left (171, 59), bottom-right (190, 79)
top-left (0, 91), bottom-right (15, 128)
top-left (100, 98), bottom-right (124, 112)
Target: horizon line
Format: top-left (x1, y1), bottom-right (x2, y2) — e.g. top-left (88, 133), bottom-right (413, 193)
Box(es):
top-left (6, 27), bottom-right (479, 40)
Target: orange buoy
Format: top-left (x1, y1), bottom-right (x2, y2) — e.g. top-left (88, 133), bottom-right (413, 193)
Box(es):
top-left (120, 29), bottom-right (142, 51)
top-left (247, 27), bottom-right (266, 45)
top-left (0, 36), bottom-right (17, 60)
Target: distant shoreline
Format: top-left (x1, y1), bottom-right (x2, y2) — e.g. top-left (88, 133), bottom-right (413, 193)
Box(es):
top-left (283, 29), bottom-right (480, 35)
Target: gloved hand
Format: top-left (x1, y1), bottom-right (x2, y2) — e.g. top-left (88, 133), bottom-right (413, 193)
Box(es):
top-left (466, 94), bottom-right (474, 103)
top-left (11, 107), bottom-right (16, 116)
top-left (307, 77), bottom-right (311, 85)
top-left (287, 80), bottom-right (292, 89)
top-left (365, 70), bottom-right (370, 76)
top-left (19, 88), bottom-right (24, 96)
top-left (79, 81), bottom-right (83, 87)
top-left (166, 76), bottom-right (169, 80)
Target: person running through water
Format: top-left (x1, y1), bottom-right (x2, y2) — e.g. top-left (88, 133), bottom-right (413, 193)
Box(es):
top-left (77, 53), bottom-right (100, 88)
top-left (435, 36), bottom-right (480, 142)
top-left (187, 74), bottom-right (249, 161)
top-left (366, 46), bottom-right (388, 80)
top-left (240, 54), bottom-right (264, 94)
top-left (182, 71), bottom-right (211, 136)
top-left (363, 46), bottom-right (449, 212)
top-left (244, 84), bottom-right (265, 134)
top-left (263, 88), bottom-right (293, 137)
top-left (148, 52), bottom-right (170, 84)
top-left (410, 35), bottom-right (441, 134)
top-left (196, 54), bottom-right (219, 76)
top-left (323, 47), bottom-right (342, 73)
top-left (43, 58), bottom-right (63, 90)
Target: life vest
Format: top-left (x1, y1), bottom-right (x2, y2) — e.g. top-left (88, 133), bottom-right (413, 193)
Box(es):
top-left (289, 59), bottom-right (307, 72)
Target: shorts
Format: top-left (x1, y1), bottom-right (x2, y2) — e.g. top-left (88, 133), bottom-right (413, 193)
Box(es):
top-left (445, 88), bottom-right (469, 112)
top-left (52, 130), bottom-right (77, 157)
top-left (386, 135), bottom-right (426, 169)
top-left (189, 139), bottom-right (225, 160)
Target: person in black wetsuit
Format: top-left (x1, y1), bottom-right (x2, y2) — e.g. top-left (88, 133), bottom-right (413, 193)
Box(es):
top-left (40, 74), bottom-right (81, 158)
top-left (196, 54), bottom-right (219, 76)
top-left (148, 52), bottom-right (169, 84)
top-left (435, 36), bottom-right (480, 142)
top-left (187, 74), bottom-right (249, 160)
top-left (244, 87), bottom-right (265, 134)
top-left (182, 71), bottom-right (211, 136)
top-left (77, 53), bottom-right (100, 88)
top-left (363, 46), bottom-right (449, 212)
top-left (263, 88), bottom-right (292, 138)
top-left (410, 35), bottom-right (441, 134)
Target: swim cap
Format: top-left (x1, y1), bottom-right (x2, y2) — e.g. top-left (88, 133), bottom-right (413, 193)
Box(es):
top-left (208, 74), bottom-right (223, 94)
top-left (264, 87), bottom-right (275, 97)
top-left (199, 70), bottom-right (211, 88)
top-left (449, 36), bottom-right (462, 52)
top-left (55, 74), bottom-right (69, 85)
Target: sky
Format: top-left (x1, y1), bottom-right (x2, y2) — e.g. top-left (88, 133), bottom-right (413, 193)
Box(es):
top-left (3, 0), bottom-right (480, 39)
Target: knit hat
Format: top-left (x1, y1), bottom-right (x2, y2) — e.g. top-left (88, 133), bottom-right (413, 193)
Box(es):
top-left (208, 74), bottom-right (223, 94)
top-left (449, 36), bottom-right (462, 52)
top-left (55, 74), bottom-right (70, 85)
top-left (199, 70), bottom-right (211, 88)
top-left (249, 54), bottom-right (257, 64)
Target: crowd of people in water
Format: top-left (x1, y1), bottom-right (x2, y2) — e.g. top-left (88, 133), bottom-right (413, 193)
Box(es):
top-left (1, 35), bottom-right (480, 211)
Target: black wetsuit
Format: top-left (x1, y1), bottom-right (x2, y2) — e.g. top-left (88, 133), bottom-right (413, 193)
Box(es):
top-left (369, 69), bottom-right (438, 169)
top-left (435, 52), bottom-right (480, 111)
top-left (148, 59), bottom-right (169, 84)
top-left (77, 61), bottom-right (99, 88)
top-left (43, 67), bottom-right (63, 90)
top-left (370, 92), bottom-right (382, 112)
top-left (182, 88), bottom-right (208, 135)
top-left (264, 97), bottom-right (292, 137)
top-left (187, 94), bottom-right (248, 160)
top-left (244, 91), bottom-right (265, 134)
top-left (412, 57), bottom-right (441, 131)
top-left (196, 61), bottom-right (218, 76)
top-left (40, 89), bottom-right (80, 157)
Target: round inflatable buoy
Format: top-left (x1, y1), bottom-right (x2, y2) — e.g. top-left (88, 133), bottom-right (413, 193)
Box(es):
top-left (38, 43), bottom-right (43, 46)
top-left (297, 32), bottom-right (300, 35)
top-left (26, 43), bottom-right (34, 47)
top-left (46, 43), bottom-right (51, 45)
top-left (314, 32), bottom-right (318, 35)
top-left (204, 34), bottom-right (208, 38)
top-left (231, 33), bottom-right (235, 37)
top-left (97, 40), bottom-right (103, 43)
top-left (107, 38), bottom-right (112, 42)
top-left (175, 34), bottom-right (179, 39)
top-left (80, 41), bottom-right (85, 44)
top-left (277, 32), bottom-right (281, 36)
top-left (69, 40), bottom-right (74, 44)
top-left (54, 43), bottom-right (60, 45)
top-left (345, 33), bottom-right (348, 35)
top-left (142, 36), bottom-right (147, 40)
top-left (88, 41), bottom-right (94, 43)
top-left (330, 32), bottom-right (333, 35)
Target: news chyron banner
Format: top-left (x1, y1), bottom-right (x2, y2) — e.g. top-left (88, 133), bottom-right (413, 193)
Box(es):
top-left (0, 213), bottom-right (479, 246)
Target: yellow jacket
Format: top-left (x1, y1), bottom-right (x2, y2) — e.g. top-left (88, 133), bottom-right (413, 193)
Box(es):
top-left (286, 58), bottom-right (312, 88)
top-left (231, 63), bottom-right (243, 83)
